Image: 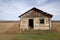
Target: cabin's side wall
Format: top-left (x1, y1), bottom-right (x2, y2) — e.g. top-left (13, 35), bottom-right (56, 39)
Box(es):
top-left (34, 18), bottom-right (50, 30)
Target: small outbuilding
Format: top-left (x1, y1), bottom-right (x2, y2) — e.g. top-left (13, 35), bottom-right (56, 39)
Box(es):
top-left (19, 7), bottom-right (53, 30)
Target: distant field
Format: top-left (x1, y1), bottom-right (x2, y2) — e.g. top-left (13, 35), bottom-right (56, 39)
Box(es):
top-left (0, 21), bottom-right (20, 40)
top-left (51, 21), bottom-right (60, 32)
top-left (0, 21), bottom-right (60, 40)
top-left (0, 21), bottom-right (19, 33)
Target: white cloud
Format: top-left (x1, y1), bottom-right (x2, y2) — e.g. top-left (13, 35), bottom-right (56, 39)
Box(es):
top-left (37, 1), bottom-right (60, 20)
top-left (0, 0), bottom-right (33, 20)
top-left (34, 0), bottom-right (48, 5)
top-left (0, 0), bottom-right (60, 20)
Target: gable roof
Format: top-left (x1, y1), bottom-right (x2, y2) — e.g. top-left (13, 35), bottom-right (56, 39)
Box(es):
top-left (19, 7), bottom-right (53, 18)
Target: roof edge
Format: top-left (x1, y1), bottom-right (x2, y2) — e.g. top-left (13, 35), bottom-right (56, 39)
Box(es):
top-left (19, 7), bottom-right (53, 18)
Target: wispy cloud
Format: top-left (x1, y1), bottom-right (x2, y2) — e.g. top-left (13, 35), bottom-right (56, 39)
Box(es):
top-left (34, 0), bottom-right (48, 6)
top-left (37, 0), bottom-right (60, 20)
top-left (0, 0), bottom-right (60, 20)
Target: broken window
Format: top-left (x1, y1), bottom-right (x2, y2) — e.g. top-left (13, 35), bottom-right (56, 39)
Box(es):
top-left (40, 19), bottom-right (44, 24)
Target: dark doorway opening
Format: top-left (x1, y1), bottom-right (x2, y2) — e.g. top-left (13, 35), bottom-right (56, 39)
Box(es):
top-left (29, 19), bottom-right (34, 28)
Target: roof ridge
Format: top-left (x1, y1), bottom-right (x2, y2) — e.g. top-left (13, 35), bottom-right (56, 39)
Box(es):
top-left (19, 7), bottom-right (53, 18)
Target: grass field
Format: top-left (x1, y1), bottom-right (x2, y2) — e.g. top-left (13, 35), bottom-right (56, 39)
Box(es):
top-left (0, 21), bottom-right (60, 40)
top-left (12, 30), bottom-right (60, 40)
top-left (0, 30), bottom-right (60, 40)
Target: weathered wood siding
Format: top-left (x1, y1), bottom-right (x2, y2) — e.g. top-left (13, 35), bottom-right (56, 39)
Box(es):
top-left (34, 18), bottom-right (50, 30)
top-left (20, 10), bottom-right (51, 30)
top-left (21, 10), bottom-right (49, 18)
top-left (20, 18), bottom-right (28, 30)
top-left (20, 18), bottom-right (50, 30)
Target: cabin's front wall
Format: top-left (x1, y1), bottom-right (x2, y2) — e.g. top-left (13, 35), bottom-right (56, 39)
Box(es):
top-left (20, 10), bottom-right (51, 30)
top-left (20, 17), bottom-right (51, 30)
top-left (20, 18), bottom-right (28, 30)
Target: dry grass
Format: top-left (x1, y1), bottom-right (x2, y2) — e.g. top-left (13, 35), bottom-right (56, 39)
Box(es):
top-left (0, 21), bottom-right (60, 33)
top-left (5, 24), bottom-right (23, 34)
top-left (0, 22), bottom-right (23, 40)
top-left (0, 34), bottom-right (15, 40)
top-left (0, 23), bottom-right (14, 33)
top-left (51, 21), bottom-right (60, 32)
top-left (0, 22), bottom-right (22, 34)
top-left (0, 21), bottom-right (60, 40)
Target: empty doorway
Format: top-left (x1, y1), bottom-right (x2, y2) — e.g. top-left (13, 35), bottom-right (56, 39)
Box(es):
top-left (29, 19), bottom-right (34, 28)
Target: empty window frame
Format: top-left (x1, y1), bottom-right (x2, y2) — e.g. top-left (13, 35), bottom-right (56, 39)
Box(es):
top-left (40, 19), bottom-right (44, 24)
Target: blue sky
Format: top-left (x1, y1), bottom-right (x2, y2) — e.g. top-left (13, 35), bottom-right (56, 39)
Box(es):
top-left (0, 0), bottom-right (60, 20)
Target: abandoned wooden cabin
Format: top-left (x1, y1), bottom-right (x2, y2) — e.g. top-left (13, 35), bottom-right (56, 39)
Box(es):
top-left (19, 7), bottom-right (53, 30)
